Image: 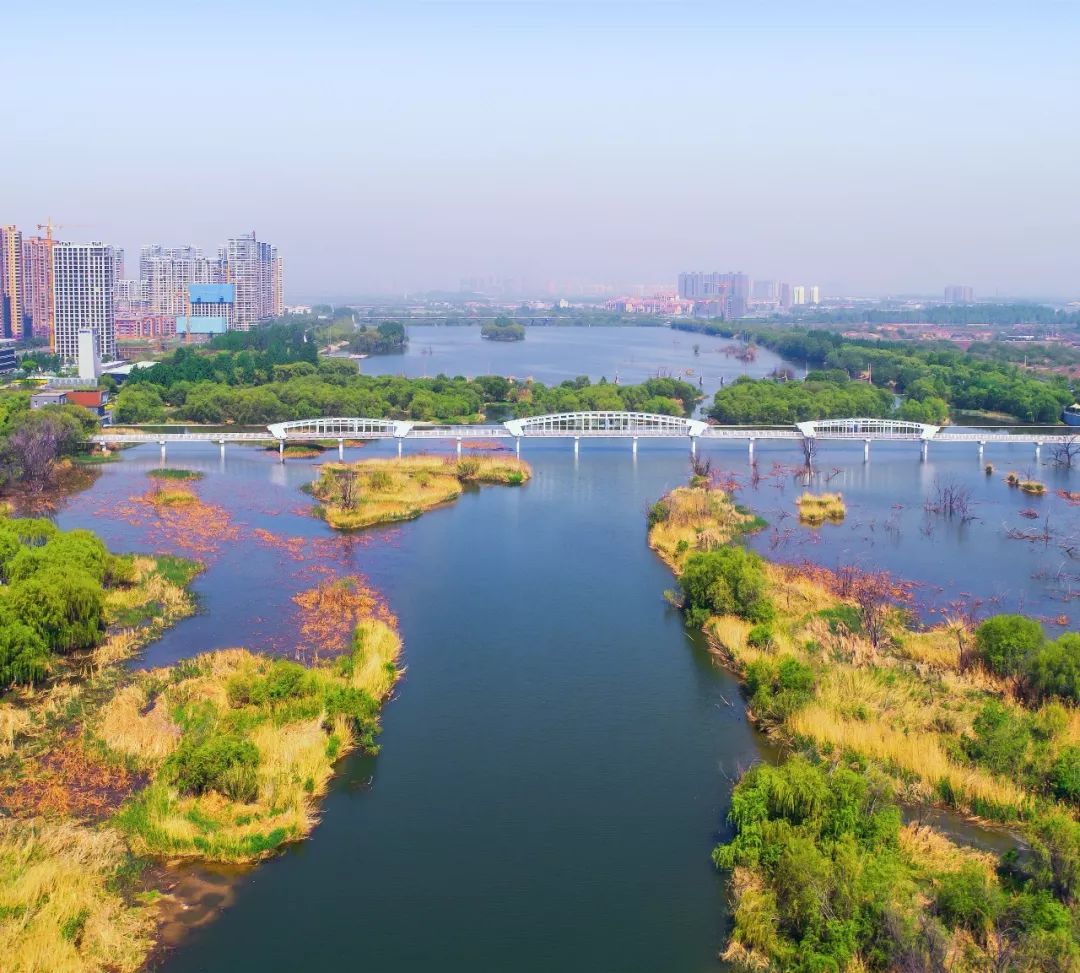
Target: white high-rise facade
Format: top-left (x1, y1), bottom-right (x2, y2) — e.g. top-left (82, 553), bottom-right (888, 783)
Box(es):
top-left (140, 246), bottom-right (224, 317)
top-left (52, 243), bottom-right (116, 363)
top-left (225, 233), bottom-right (280, 330)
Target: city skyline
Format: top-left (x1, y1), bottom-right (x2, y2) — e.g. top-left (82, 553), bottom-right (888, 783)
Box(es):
top-left (5, 1), bottom-right (1079, 300)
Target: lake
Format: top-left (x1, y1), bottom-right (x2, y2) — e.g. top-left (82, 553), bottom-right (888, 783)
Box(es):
top-left (354, 325), bottom-right (791, 411)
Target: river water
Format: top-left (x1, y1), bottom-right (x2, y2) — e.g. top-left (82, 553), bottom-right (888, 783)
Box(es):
top-left (52, 422), bottom-right (1080, 971)
top-left (354, 325), bottom-right (789, 409)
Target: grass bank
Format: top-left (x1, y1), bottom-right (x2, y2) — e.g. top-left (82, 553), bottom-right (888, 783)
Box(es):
top-left (310, 454), bottom-right (531, 529)
top-left (648, 477), bottom-right (1080, 969)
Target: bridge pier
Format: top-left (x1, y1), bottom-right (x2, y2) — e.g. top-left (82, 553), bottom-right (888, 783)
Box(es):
top-left (921, 440), bottom-right (929, 462)
top-left (574, 436), bottom-right (580, 455)
top-left (279, 440), bottom-right (285, 462)
top-left (219, 438), bottom-right (226, 460)
top-left (397, 439), bottom-right (403, 458)
top-left (864, 439), bottom-right (870, 462)
top-left (515, 436), bottom-right (521, 457)
top-left (690, 437), bottom-right (697, 457)
top-left (338, 438), bottom-right (344, 460)
top-left (456, 438), bottom-right (462, 458)
top-left (1036, 441), bottom-right (1043, 462)
top-left (632, 436), bottom-right (638, 455)
top-left (159, 440), bottom-right (166, 462)
top-left (748, 437), bottom-right (755, 460)
top-left (978, 441), bottom-right (985, 460)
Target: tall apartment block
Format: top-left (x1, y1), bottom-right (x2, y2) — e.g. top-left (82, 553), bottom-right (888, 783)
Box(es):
top-left (140, 246), bottom-right (225, 317)
top-left (225, 232), bottom-right (281, 330)
top-left (52, 243), bottom-right (116, 363)
top-left (1, 225), bottom-right (27, 339)
top-left (22, 236), bottom-right (53, 340)
top-left (944, 285), bottom-right (974, 304)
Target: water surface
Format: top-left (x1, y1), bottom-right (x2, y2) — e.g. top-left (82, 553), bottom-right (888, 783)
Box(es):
top-left (51, 433), bottom-right (1080, 972)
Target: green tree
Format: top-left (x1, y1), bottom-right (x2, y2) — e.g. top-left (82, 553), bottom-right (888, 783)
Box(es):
top-left (679, 547), bottom-right (774, 626)
top-left (974, 614), bottom-right (1045, 677)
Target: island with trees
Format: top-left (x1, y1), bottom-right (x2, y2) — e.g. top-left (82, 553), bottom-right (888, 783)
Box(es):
top-left (480, 316), bottom-right (526, 342)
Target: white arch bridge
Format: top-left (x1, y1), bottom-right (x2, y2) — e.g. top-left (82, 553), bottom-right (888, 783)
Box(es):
top-left (91, 413), bottom-right (1078, 462)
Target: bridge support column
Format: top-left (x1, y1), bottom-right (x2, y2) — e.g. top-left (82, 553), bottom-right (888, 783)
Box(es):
top-left (574, 436), bottom-right (580, 455)
top-left (159, 440), bottom-right (166, 462)
top-left (338, 438), bottom-right (344, 460)
top-left (864, 439), bottom-right (870, 462)
top-left (397, 439), bottom-right (403, 458)
top-left (748, 438), bottom-right (755, 460)
top-left (632, 436), bottom-right (638, 455)
top-left (515, 436), bottom-right (521, 457)
top-left (219, 438), bottom-right (226, 460)
top-left (456, 438), bottom-right (462, 458)
top-left (1036, 441), bottom-right (1043, 462)
top-left (278, 440), bottom-right (285, 462)
top-left (978, 441), bottom-right (985, 459)
top-left (690, 436), bottom-right (697, 457)
top-left (921, 440), bottom-right (929, 462)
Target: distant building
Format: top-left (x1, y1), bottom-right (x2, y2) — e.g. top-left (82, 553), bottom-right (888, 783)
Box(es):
top-left (944, 285), bottom-right (974, 304)
top-left (0, 225), bottom-right (27, 339)
top-left (77, 327), bottom-right (102, 382)
top-left (0, 339), bottom-right (16, 373)
top-left (225, 233), bottom-right (279, 330)
top-left (751, 279), bottom-right (778, 303)
top-left (140, 245), bottom-right (224, 318)
top-left (30, 389), bottom-right (68, 409)
top-left (65, 388), bottom-right (110, 416)
top-left (177, 283), bottom-right (235, 335)
top-left (807, 285), bottom-right (821, 304)
top-left (791, 285), bottom-right (807, 306)
top-left (53, 243), bottom-right (116, 363)
top-left (779, 282), bottom-right (792, 309)
top-left (22, 236), bottom-right (53, 340)
top-left (115, 310), bottom-right (176, 339)
top-left (677, 271), bottom-right (751, 318)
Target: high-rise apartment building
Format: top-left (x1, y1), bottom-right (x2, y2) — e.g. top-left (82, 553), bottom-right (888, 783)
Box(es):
top-left (944, 285), bottom-right (974, 304)
top-left (140, 246), bottom-right (224, 317)
top-left (677, 271), bottom-right (750, 318)
top-left (225, 232), bottom-right (280, 330)
top-left (791, 285), bottom-right (807, 306)
top-left (807, 285), bottom-right (821, 304)
top-left (52, 243), bottom-right (116, 363)
top-left (22, 236), bottom-right (53, 340)
top-left (1, 226), bottom-right (28, 339)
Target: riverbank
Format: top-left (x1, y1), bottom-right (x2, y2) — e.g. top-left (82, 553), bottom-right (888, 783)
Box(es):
top-left (648, 477), bottom-right (1080, 968)
top-left (0, 522), bottom-right (401, 971)
top-left (309, 455), bottom-right (531, 529)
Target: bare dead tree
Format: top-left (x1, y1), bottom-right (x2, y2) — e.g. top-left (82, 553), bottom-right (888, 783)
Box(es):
top-left (801, 435), bottom-right (817, 469)
top-left (1050, 436), bottom-right (1080, 469)
top-left (334, 467), bottom-right (360, 509)
top-left (924, 476), bottom-right (975, 521)
top-left (689, 453), bottom-right (713, 482)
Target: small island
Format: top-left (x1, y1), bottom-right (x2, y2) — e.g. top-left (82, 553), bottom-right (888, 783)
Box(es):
top-left (310, 455), bottom-right (531, 529)
top-left (348, 320), bottom-right (407, 355)
top-left (480, 316), bottom-right (525, 342)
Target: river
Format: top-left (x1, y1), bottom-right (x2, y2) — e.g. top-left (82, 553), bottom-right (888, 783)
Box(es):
top-left (52, 427), bottom-right (1080, 971)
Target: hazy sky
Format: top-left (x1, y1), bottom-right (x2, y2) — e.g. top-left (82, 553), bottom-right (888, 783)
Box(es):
top-left (4, 1), bottom-right (1079, 299)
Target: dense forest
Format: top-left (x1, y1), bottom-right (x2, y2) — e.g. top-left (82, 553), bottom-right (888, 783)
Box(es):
top-left (116, 333), bottom-right (702, 425)
top-left (681, 325), bottom-right (1075, 423)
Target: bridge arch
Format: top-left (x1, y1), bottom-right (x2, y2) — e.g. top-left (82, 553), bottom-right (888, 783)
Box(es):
top-left (503, 411), bottom-right (709, 437)
top-left (267, 417), bottom-right (413, 439)
top-left (795, 417), bottom-right (940, 440)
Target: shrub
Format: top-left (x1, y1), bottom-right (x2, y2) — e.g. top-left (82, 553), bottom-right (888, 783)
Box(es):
top-left (679, 547), bottom-right (774, 626)
top-left (747, 623), bottom-right (774, 648)
top-left (7, 568), bottom-right (105, 652)
top-left (0, 620), bottom-right (49, 686)
top-left (974, 614), bottom-right (1044, 677)
top-left (647, 499), bottom-right (671, 527)
top-left (170, 734), bottom-right (260, 797)
top-left (1051, 746), bottom-right (1080, 803)
top-left (1027, 635), bottom-right (1080, 704)
top-left (367, 469), bottom-right (392, 491)
top-left (935, 863), bottom-right (1005, 933)
top-left (745, 655), bottom-right (815, 724)
top-left (963, 701), bottom-right (1031, 777)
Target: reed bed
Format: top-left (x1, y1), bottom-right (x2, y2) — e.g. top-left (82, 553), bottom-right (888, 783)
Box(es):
top-left (311, 455), bottom-right (530, 529)
top-left (796, 491), bottom-right (846, 525)
top-left (647, 485), bottom-right (758, 570)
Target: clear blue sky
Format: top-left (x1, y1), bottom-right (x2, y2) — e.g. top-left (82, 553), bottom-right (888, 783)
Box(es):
top-left (5, 1), bottom-right (1079, 299)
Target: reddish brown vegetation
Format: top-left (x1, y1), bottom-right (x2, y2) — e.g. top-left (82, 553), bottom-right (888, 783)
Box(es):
top-left (291, 575), bottom-right (396, 662)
